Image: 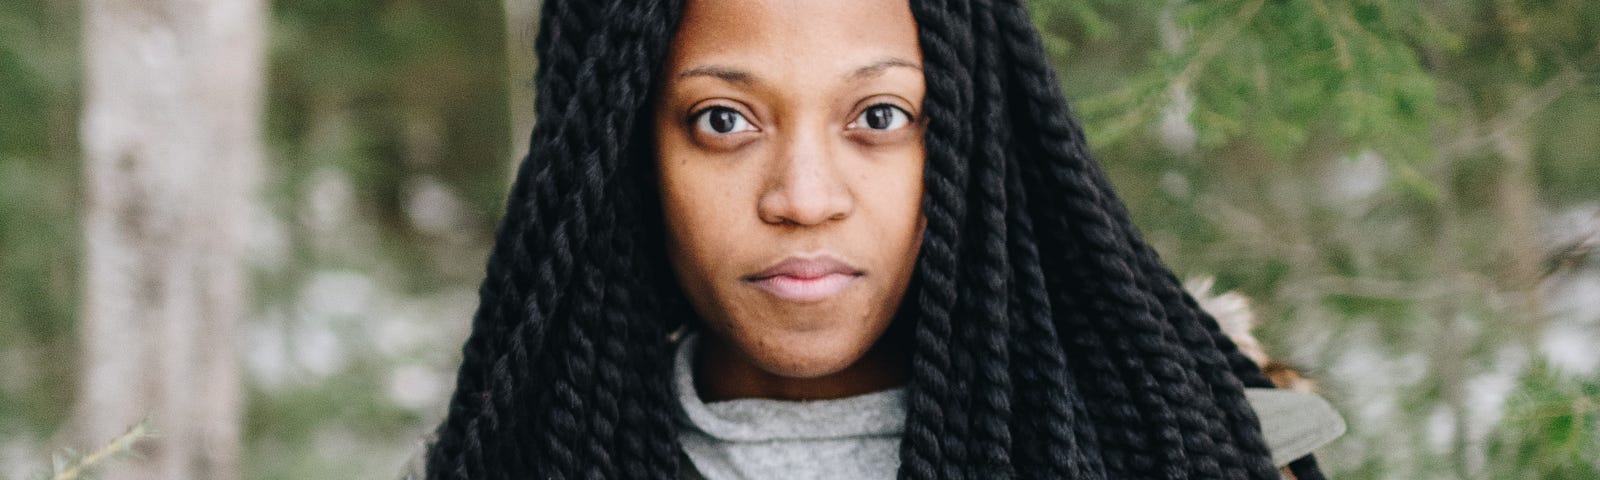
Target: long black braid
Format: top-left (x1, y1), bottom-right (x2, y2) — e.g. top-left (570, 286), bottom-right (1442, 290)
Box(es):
top-left (425, 0), bottom-right (1328, 479)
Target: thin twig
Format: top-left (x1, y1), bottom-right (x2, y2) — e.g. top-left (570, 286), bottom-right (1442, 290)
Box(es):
top-left (52, 420), bottom-right (155, 480)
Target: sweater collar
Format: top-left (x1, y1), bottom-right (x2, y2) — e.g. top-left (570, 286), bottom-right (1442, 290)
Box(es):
top-left (670, 332), bottom-right (1344, 467)
top-left (673, 333), bottom-right (907, 443)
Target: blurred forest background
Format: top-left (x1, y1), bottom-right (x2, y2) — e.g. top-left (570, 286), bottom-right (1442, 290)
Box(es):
top-left (1, 0), bottom-right (1597, 478)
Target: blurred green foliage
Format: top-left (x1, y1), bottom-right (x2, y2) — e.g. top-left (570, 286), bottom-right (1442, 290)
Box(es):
top-left (2, 0), bottom-right (1598, 479)
top-left (1488, 362), bottom-right (1600, 479)
top-left (1036, 1), bottom-right (1600, 478)
top-left (245, 0), bottom-right (509, 477)
top-left (0, 0), bottom-right (80, 444)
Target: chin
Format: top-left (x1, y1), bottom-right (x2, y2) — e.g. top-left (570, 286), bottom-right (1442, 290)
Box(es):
top-left (746, 327), bottom-right (877, 379)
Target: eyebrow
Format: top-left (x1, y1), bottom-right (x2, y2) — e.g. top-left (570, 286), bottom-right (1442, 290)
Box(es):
top-left (847, 58), bottom-right (922, 81)
top-left (677, 57), bottom-right (922, 85)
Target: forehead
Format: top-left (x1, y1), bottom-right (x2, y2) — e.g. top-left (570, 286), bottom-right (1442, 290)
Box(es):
top-left (666, 0), bottom-right (921, 79)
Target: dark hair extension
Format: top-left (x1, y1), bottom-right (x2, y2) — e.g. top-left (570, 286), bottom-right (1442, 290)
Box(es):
top-left (425, 0), bottom-right (684, 478)
top-left (986, 0), bottom-right (1327, 477)
top-left (426, 0), bottom-right (1329, 478)
top-left (1003, 133), bottom-right (1108, 479)
top-left (961, 0), bottom-right (1014, 476)
top-left (897, 0), bottom-right (974, 477)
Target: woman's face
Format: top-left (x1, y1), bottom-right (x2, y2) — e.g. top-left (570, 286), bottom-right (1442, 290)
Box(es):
top-left (655, 0), bottom-right (926, 382)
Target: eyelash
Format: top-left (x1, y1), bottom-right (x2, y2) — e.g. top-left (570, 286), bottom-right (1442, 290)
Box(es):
top-left (850, 103), bottom-right (914, 131)
top-left (687, 103), bottom-right (916, 136)
top-left (691, 106), bottom-right (756, 135)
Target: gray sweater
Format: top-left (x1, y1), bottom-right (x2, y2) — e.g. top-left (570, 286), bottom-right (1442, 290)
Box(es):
top-left (675, 334), bottom-right (906, 480)
top-left (672, 333), bottom-right (1345, 479)
top-left (398, 335), bottom-right (1344, 479)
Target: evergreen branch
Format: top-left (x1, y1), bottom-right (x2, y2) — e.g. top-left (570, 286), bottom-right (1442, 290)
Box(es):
top-left (1440, 66), bottom-right (1587, 157)
top-left (1082, 0), bottom-right (1267, 145)
top-left (1306, 0), bottom-right (1354, 72)
top-left (1171, 0), bottom-right (1267, 87)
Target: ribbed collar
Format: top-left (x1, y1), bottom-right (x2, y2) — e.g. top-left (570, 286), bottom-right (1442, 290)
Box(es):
top-left (670, 333), bottom-right (1344, 469)
top-left (672, 333), bottom-right (907, 443)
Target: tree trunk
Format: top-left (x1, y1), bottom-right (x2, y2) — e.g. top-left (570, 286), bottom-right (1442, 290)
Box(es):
top-left (74, 0), bottom-right (264, 478)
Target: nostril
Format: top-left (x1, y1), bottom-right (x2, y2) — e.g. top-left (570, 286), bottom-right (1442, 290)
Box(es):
top-left (757, 185), bottom-right (852, 226)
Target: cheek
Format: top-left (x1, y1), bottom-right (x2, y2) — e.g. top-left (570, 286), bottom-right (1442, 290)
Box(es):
top-left (661, 169), bottom-right (726, 274)
top-left (861, 146), bottom-right (926, 270)
top-left (656, 148), bottom-right (753, 313)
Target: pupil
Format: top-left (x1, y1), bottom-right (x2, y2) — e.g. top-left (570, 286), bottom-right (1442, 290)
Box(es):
top-left (710, 109), bottom-right (735, 133)
top-left (867, 107), bottom-right (891, 129)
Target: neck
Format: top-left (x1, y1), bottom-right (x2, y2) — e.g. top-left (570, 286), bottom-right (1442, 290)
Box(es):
top-left (693, 332), bottom-right (909, 402)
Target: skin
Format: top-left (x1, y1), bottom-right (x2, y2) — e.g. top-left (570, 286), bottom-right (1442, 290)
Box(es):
top-left (654, 0), bottom-right (927, 401)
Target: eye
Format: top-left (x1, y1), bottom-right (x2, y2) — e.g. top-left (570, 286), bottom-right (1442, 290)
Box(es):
top-left (694, 106), bottom-right (756, 134)
top-left (852, 104), bottom-right (910, 131)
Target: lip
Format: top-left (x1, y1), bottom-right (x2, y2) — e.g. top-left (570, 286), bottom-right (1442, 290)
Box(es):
top-left (741, 254), bottom-right (864, 303)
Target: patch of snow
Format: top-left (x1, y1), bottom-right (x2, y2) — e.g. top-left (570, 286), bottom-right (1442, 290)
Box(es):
top-left (1539, 320), bottom-right (1600, 376)
top-left (1322, 150), bottom-right (1388, 206)
top-left (388, 365), bottom-right (447, 411)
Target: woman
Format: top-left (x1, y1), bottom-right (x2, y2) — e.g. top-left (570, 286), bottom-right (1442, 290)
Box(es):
top-left (419, 0), bottom-right (1344, 478)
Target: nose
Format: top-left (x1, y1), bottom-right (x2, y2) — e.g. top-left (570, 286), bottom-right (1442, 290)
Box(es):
top-left (757, 129), bottom-right (854, 226)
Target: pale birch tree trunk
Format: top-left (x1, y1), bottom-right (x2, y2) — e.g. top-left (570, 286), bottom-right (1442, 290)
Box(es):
top-left (75, 0), bottom-right (264, 478)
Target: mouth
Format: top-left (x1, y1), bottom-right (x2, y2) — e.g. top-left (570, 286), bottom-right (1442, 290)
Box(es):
top-left (741, 254), bottom-right (865, 303)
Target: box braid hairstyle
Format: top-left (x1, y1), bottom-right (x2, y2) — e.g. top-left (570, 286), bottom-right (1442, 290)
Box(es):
top-left (424, 0), bottom-right (1328, 478)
